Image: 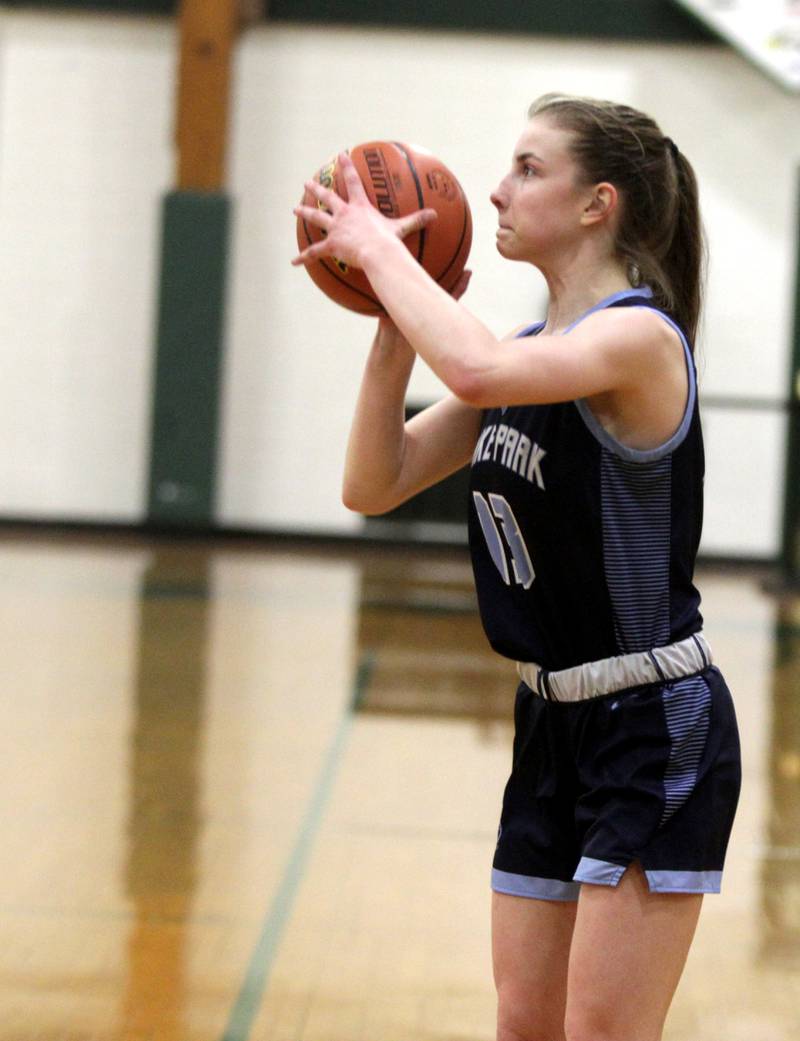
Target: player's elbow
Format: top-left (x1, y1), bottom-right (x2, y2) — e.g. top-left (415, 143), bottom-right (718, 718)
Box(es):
top-left (449, 364), bottom-right (495, 408)
top-left (444, 334), bottom-right (505, 407)
top-left (341, 483), bottom-right (395, 516)
top-left (341, 486), bottom-right (374, 515)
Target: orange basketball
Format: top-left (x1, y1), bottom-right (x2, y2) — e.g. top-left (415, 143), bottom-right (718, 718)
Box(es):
top-left (296, 141), bottom-right (472, 315)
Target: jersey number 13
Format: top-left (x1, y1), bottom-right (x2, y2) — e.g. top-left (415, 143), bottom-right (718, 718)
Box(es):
top-left (472, 492), bottom-right (535, 590)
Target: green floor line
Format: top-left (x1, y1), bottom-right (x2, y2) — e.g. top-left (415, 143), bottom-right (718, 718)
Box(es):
top-left (219, 653), bottom-right (375, 1041)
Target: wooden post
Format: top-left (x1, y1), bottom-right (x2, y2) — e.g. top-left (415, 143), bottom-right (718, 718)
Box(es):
top-left (148, 0), bottom-right (265, 528)
top-left (175, 0), bottom-right (239, 191)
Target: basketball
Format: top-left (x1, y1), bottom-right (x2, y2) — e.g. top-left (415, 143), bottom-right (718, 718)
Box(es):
top-left (296, 141), bottom-right (472, 315)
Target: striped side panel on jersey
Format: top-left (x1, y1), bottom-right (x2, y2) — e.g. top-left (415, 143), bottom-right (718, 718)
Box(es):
top-left (601, 450), bottom-right (672, 654)
top-left (660, 675), bottom-right (712, 824)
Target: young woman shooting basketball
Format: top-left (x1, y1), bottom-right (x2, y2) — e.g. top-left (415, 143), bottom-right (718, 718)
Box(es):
top-left (293, 94), bottom-right (741, 1041)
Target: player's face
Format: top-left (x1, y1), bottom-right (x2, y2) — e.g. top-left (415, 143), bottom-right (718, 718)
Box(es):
top-left (490, 116), bottom-right (592, 264)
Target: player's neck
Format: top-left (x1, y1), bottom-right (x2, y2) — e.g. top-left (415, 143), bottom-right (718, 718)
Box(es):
top-left (540, 259), bottom-right (632, 336)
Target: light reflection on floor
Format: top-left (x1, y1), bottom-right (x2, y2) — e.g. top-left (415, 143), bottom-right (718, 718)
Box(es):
top-left (0, 531), bottom-right (796, 1041)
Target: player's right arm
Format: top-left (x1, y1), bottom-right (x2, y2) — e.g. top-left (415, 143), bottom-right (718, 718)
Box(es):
top-left (342, 320), bottom-right (482, 516)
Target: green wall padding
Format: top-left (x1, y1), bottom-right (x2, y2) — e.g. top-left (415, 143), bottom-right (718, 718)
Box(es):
top-left (265, 0), bottom-right (710, 40)
top-left (5, 0), bottom-right (711, 41)
top-left (147, 191), bottom-right (230, 528)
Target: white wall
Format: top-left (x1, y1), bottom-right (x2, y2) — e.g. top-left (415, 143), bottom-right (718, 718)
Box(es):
top-left (0, 12), bottom-right (797, 556)
top-left (0, 12), bottom-right (173, 519)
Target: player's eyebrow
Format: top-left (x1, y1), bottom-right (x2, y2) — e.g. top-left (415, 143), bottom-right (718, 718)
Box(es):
top-left (516, 151), bottom-right (545, 165)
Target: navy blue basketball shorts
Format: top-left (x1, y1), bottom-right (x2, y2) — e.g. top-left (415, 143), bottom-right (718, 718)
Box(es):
top-left (492, 665), bottom-right (741, 899)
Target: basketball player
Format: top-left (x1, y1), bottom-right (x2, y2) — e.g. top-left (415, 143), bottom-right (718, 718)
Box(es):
top-left (293, 94), bottom-right (741, 1041)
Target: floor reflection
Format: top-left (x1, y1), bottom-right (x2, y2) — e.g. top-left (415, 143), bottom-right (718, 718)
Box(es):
top-left (761, 597), bottom-right (800, 969)
top-left (355, 548), bottom-right (511, 722)
top-left (0, 533), bottom-right (798, 1041)
top-left (121, 549), bottom-right (210, 1041)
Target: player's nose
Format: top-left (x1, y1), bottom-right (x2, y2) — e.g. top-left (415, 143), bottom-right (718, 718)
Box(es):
top-left (490, 175), bottom-right (510, 211)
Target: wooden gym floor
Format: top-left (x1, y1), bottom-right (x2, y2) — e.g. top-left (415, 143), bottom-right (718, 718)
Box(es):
top-left (0, 530), bottom-right (797, 1041)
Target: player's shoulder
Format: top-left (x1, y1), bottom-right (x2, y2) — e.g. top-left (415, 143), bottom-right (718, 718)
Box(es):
top-left (571, 300), bottom-right (684, 358)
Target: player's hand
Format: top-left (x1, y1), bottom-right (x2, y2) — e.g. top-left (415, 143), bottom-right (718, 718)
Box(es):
top-left (291, 151), bottom-right (438, 270)
top-left (449, 268), bottom-right (472, 301)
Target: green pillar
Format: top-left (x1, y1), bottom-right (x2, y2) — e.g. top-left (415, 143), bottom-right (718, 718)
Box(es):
top-left (146, 190), bottom-right (231, 528)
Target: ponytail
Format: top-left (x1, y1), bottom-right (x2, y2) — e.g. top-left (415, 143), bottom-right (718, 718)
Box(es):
top-left (529, 94), bottom-right (707, 345)
top-left (661, 148), bottom-right (706, 344)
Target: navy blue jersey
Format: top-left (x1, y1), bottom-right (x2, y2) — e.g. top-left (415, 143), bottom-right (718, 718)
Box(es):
top-left (468, 287), bottom-right (704, 670)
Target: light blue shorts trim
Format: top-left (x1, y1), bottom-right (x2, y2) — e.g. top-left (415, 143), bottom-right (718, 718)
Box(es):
top-left (573, 856), bottom-right (627, 886)
top-left (644, 868), bottom-right (722, 894)
top-left (576, 858), bottom-right (722, 893)
top-left (491, 867), bottom-right (580, 902)
top-left (492, 861), bottom-right (723, 900)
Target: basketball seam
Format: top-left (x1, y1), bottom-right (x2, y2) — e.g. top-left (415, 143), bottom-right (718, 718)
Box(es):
top-left (392, 142), bottom-right (426, 264)
top-left (432, 195), bottom-right (471, 287)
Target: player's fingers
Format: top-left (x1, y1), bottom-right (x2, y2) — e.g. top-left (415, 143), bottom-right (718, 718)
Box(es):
top-left (338, 151), bottom-right (368, 200)
top-left (397, 208), bottom-right (438, 239)
top-left (293, 204), bottom-right (333, 230)
top-left (290, 240), bottom-right (330, 267)
top-left (303, 178), bottom-right (343, 212)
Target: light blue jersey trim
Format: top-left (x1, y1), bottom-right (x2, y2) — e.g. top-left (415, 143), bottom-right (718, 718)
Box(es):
top-left (516, 287), bottom-right (654, 340)
top-left (491, 868), bottom-right (580, 902)
top-left (513, 288), bottom-right (695, 462)
top-left (645, 869), bottom-right (722, 894)
top-left (573, 856), bottom-right (627, 887)
top-left (563, 286), bottom-right (654, 334)
top-left (575, 306), bottom-right (697, 463)
top-left (516, 321), bottom-right (545, 338)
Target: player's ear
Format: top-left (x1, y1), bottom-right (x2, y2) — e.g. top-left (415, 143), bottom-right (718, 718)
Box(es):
top-left (581, 182), bottom-right (618, 227)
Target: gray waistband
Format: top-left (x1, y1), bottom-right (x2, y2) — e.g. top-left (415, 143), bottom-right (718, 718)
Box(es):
top-left (516, 633), bottom-right (712, 703)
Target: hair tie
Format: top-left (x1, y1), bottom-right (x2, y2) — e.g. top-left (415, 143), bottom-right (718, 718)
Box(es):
top-left (664, 136), bottom-right (679, 159)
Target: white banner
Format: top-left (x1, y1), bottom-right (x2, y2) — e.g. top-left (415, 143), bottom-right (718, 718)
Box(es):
top-left (674, 0), bottom-right (800, 91)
